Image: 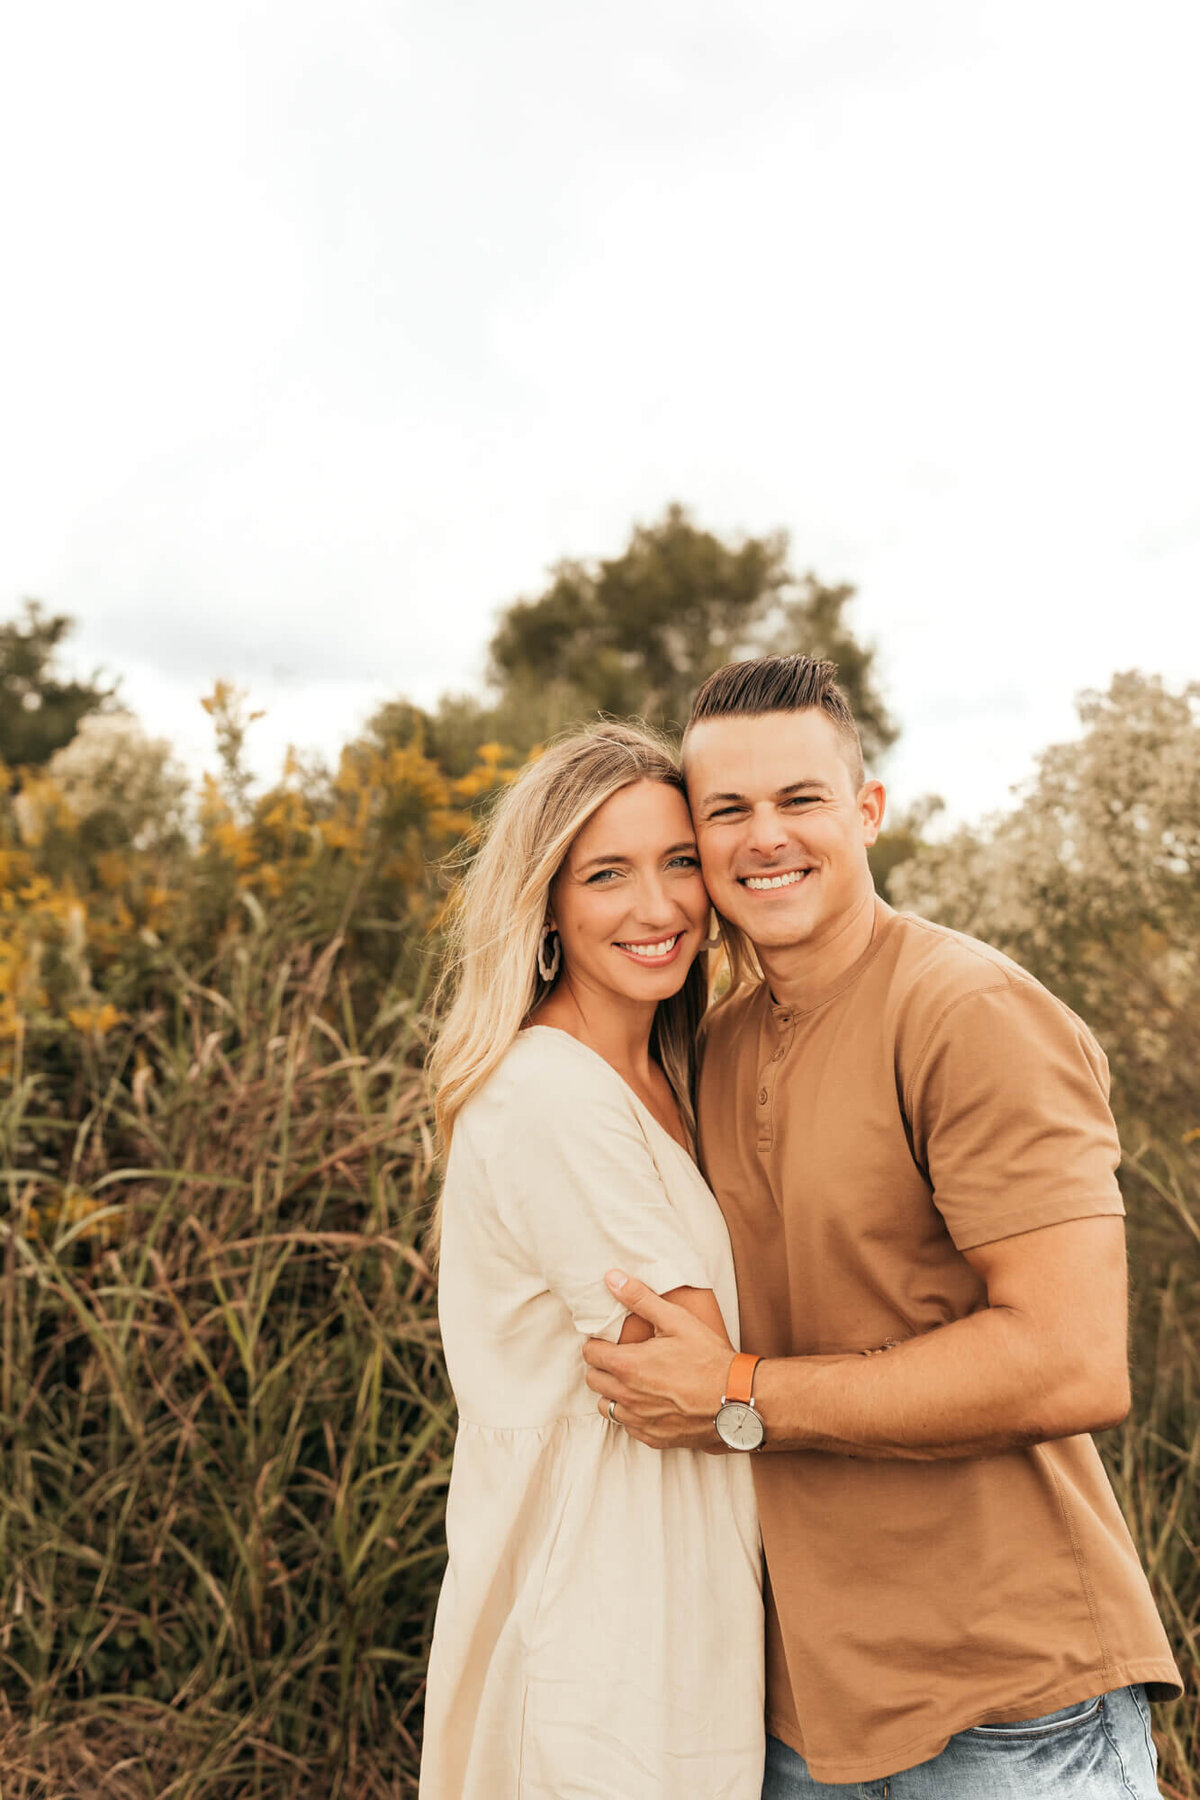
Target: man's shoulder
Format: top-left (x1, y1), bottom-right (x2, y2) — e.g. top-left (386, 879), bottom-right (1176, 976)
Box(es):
top-left (883, 910), bottom-right (1100, 1069)
top-left (885, 909), bottom-right (1035, 1006)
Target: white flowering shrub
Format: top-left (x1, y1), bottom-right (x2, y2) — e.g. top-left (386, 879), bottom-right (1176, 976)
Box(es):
top-left (44, 709), bottom-right (192, 856)
top-left (892, 672), bottom-right (1200, 1140)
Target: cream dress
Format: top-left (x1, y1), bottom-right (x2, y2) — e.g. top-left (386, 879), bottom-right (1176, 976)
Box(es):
top-left (419, 1027), bottom-right (764, 1800)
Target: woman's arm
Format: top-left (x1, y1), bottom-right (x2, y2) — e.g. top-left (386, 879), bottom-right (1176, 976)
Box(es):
top-left (619, 1286), bottom-right (731, 1346)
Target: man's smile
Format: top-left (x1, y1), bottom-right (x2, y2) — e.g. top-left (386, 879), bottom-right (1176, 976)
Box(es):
top-left (739, 868), bottom-right (814, 891)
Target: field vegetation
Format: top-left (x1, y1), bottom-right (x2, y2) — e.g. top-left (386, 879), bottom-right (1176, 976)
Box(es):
top-left (1, 539), bottom-right (1196, 1796)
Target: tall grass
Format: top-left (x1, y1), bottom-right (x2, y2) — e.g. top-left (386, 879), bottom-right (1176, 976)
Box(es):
top-left (0, 926), bottom-right (454, 1798)
top-left (1103, 1145), bottom-right (1200, 1796)
top-left (0, 926), bottom-right (1196, 1794)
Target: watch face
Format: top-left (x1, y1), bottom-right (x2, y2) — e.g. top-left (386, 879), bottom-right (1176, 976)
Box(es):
top-left (715, 1400), bottom-right (764, 1451)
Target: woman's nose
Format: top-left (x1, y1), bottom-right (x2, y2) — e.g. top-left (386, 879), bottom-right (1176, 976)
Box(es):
top-left (631, 875), bottom-right (678, 925)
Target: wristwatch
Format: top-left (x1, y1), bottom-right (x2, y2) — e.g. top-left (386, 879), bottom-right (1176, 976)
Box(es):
top-left (714, 1352), bottom-right (765, 1451)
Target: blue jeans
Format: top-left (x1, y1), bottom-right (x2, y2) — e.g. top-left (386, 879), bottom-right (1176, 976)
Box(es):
top-left (762, 1685), bottom-right (1161, 1798)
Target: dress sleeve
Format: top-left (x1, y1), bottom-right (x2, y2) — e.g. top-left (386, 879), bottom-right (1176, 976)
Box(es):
top-left (481, 1057), bottom-right (710, 1341)
top-left (905, 979), bottom-right (1125, 1251)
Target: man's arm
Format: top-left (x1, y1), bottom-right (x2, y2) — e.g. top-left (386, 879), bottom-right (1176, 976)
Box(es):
top-left (582, 1215), bottom-right (1131, 1458)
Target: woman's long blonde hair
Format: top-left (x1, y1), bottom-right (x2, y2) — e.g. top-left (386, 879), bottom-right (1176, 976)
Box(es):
top-left (427, 721), bottom-right (710, 1247)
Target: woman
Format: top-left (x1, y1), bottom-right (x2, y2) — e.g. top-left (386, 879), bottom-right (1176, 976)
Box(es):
top-left (419, 723), bottom-right (764, 1799)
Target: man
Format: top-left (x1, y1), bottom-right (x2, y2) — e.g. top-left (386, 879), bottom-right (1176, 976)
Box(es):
top-left (583, 655), bottom-right (1180, 1797)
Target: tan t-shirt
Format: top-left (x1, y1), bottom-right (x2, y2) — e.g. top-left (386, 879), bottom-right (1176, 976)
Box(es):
top-left (697, 896), bottom-right (1181, 1786)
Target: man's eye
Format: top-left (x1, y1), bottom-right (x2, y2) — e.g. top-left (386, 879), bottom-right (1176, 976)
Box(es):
top-left (706, 807), bottom-right (742, 821)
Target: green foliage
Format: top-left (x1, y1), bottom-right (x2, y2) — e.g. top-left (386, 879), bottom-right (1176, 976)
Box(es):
top-left (488, 502), bottom-right (792, 733)
top-left (0, 681), bottom-right (510, 1116)
top-left (892, 672), bottom-right (1200, 1143)
top-left (0, 927), bottom-right (451, 1798)
top-left (414, 504), bottom-right (898, 768)
top-left (868, 794), bottom-right (945, 903)
top-left (0, 601), bottom-right (118, 769)
top-left (44, 712), bottom-right (192, 863)
top-left (200, 680), bottom-right (267, 821)
top-left (891, 671), bottom-right (1200, 1788)
top-left (1099, 1144), bottom-right (1200, 1790)
top-left (1, 592), bottom-right (1197, 1793)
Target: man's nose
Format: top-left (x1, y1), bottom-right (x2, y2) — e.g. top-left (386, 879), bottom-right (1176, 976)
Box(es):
top-left (744, 806), bottom-right (789, 858)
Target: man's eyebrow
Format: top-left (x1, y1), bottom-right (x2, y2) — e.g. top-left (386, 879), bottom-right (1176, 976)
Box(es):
top-left (698, 779), bottom-right (832, 809)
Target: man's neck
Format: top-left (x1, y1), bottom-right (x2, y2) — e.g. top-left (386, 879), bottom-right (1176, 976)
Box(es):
top-left (756, 887), bottom-right (879, 1011)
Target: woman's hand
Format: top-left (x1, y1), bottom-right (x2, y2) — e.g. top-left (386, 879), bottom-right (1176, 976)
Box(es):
top-left (582, 1272), bottom-right (736, 1451)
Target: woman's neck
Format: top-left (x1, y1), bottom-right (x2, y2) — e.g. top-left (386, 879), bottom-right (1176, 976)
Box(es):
top-left (530, 978), bottom-right (659, 1083)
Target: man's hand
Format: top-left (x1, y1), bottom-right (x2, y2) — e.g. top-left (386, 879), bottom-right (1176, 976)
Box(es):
top-left (582, 1271), bottom-right (734, 1450)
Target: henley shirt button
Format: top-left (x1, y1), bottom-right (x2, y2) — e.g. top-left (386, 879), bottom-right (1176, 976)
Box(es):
top-left (757, 1087), bottom-right (768, 1105)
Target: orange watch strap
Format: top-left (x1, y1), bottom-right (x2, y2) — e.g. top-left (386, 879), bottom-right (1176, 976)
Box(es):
top-left (724, 1351), bottom-right (762, 1405)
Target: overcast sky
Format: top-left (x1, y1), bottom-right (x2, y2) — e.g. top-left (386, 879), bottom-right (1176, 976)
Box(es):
top-left (3, 0), bottom-right (1198, 826)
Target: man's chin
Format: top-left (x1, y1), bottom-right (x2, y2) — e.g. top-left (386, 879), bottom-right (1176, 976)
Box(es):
top-left (720, 902), bottom-right (819, 950)
top-left (749, 921), bottom-right (818, 952)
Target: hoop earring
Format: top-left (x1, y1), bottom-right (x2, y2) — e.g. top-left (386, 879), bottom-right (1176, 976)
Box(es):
top-left (537, 925), bottom-right (561, 983)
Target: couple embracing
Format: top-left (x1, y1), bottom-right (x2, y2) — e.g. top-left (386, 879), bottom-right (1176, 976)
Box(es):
top-left (419, 655), bottom-right (1179, 1799)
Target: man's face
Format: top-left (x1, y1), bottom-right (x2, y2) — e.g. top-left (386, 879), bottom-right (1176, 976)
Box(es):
top-left (683, 709), bottom-right (885, 954)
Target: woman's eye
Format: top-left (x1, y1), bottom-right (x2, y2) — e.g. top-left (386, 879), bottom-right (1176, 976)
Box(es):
top-left (668, 855), bottom-right (700, 870)
top-left (586, 869), bottom-right (622, 884)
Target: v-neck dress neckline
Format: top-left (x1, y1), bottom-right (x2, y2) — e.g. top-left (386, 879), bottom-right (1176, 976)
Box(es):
top-left (519, 1023), bottom-right (697, 1162)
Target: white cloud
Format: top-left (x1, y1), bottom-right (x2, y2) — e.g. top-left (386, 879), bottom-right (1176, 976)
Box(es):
top-left (2, 0), bottom-right (1197, 822)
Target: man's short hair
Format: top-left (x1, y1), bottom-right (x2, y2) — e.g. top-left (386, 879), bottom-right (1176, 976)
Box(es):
top-left (686, 654), bottom-right (866, 789)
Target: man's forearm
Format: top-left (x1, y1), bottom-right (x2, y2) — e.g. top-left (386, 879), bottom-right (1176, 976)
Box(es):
top-left (755, 1305), bottom-right (1127, 1461)
top-left (583, 1224), bottom-right (1130, 1457)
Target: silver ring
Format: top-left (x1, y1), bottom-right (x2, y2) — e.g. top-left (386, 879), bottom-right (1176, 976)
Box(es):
top-left (607, 1399), bottom-right (618, 1422)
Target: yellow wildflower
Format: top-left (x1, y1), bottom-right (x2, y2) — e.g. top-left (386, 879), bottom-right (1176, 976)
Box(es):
top-left (67, 1002), bottom-right (129, 1038)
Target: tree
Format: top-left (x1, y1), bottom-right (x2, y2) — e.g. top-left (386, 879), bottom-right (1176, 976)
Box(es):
top-left (0, 600), bottom-right (118, 768)
top-left (868, 794), bottom-right (945, 903)
top-left (425, 504), bottom-right (897, 769)
top-left (890, 671), bottom-right (1200, 1141)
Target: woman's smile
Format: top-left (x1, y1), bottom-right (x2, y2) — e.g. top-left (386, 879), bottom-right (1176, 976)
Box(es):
top-left (613, 931), bottom-right (684, 965)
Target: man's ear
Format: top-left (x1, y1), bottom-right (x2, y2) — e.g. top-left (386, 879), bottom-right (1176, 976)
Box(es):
top-left (860, 780), bottom-right (886, 847)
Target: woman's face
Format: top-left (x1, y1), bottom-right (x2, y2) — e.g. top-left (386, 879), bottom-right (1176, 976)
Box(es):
top-left (549, 779), bottom-right (710, 1007)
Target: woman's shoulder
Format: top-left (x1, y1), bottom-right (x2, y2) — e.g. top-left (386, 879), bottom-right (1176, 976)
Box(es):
top-left (457, 1028), bottom-right (644, 1150)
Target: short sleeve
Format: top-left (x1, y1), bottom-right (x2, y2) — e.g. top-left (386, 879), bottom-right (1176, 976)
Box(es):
top-left (905, 979), bottom-right (1125, 1251)
top-left (480, 1052), bottom-right (710, 1341)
